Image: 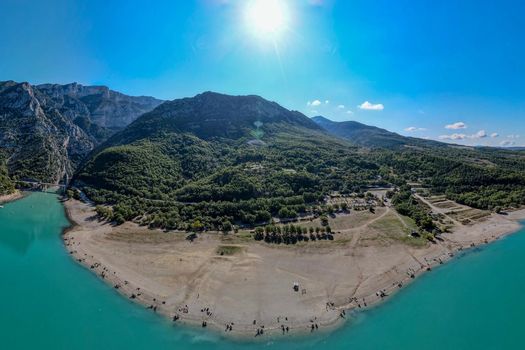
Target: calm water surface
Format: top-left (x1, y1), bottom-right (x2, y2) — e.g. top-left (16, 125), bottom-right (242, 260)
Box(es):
top-left (1, 192), bottom-right (524, 349)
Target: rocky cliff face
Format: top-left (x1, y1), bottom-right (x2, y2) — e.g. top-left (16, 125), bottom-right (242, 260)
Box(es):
top-left (37, 83), bottom-right (163, 129)
top-left (0, 81), bottom-right (162, 183)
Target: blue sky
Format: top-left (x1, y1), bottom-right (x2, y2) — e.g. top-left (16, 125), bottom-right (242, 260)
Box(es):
top-left (1, 0), bottom-right (523, 147)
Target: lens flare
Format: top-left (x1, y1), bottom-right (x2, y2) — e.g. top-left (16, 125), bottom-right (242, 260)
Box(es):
top-left (244, 0), bottom-right (289, 40)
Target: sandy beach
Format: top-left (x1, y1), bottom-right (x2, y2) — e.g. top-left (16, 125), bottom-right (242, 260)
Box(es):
top-left (0, 191), bottom-right (23, 205)
top-left (62, 198), bottom-right (525, 338)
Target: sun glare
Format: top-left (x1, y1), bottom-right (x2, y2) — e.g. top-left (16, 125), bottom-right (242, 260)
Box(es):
top-left (244, 0), bottom-right (289, 40)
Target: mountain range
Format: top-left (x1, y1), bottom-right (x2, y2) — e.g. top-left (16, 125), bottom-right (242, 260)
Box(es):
top-left (311, 116), bottom-right (445, 149)
top-left (1, 82), bottom-right (524, 231)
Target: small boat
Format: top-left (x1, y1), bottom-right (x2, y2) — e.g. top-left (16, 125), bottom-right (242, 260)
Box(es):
top-left (0, 205), bottom-right (4, 209)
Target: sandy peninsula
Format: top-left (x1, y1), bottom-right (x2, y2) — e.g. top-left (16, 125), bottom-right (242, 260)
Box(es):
top-left (63, 197), bottom-right (525, 338)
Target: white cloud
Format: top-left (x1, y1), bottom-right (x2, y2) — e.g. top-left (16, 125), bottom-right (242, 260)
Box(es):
top-left (439, 130), bottom-right (493, 141)
top-left (471, 130), bottom-right (487, 139)
top-left (445, 122), bottom-right (467, 130)
top-left (439, 133), bottom-right (467, 140)
top-left (405, 127), bottom-right (427, 132)
top-left (337, 104), bottom-right (345, 109)
top-left (325, 100), bottom-right (330, 104)
top-left (491, 133), bottom-right (499, 138)
top-left (358, 101), bottom-right (384, 111)
top-left (347, 110), bottom-right (354, 115)
top-left (307, 100), bottom-right (322, 107)
top-left (507, 134), bottom-right (521, 139)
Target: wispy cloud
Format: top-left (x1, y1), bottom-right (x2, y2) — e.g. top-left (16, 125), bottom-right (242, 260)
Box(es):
top-left (445, 122), bottom-right (467, 130)
top-left (307, 100), bottom-right (322, 107)
top-left (472, 130), bottom-right (487, 139)
top-left (439, 130), bottom-right (490, 141)
top-left (491, 133), bottom-right (499, 138)
top-left (347, 110), bottom-right (354, 115)
top-left (405, 126), bottom-right (427, 132)
top-left (358, 101), bottom-right (384, 111)
top-left (337, 104), bottom-right (345, 109)
top-left (501, 140), bottom-right (516, 147)
top-left (439, 133), bottom-right (467, 140)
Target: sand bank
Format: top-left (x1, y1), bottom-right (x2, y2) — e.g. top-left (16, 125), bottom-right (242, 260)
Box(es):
top-left (0, 191), bottom-right (23, 205)
top-left (62, 199), bottom-right (525, 338)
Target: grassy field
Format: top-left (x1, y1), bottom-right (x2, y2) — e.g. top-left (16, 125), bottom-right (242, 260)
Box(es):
top-left (216, 245), bottom-right (244, 256)
top-left (368, 211), bottom-right (427, 247)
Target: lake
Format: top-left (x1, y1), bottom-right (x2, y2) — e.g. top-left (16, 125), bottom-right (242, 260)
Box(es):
top-left (1, 192), bottom-right (524, 349)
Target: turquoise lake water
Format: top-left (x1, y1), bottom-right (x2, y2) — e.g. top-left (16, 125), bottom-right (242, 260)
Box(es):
top-left (1, 192), bottom-right (525, 349)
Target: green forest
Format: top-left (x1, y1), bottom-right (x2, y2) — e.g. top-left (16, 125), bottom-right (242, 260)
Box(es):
top-left (0, 152), bottom-right (15, 196)
top-left (76, 120), bottom-right (525, 233)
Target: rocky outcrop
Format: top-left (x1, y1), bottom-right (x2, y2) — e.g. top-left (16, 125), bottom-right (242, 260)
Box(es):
top-left (37, 83), bottom-right (163, 129)
top-left (0, 81), bottom-right (162, 184)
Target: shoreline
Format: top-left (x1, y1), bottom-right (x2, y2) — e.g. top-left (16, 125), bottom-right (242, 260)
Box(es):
top-left (0, 190), bottom-right (24, 205)
top-left (61, 198), bottom-right (525, 340)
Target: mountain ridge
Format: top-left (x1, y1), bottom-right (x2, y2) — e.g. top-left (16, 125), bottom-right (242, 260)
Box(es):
top-left (0, 80), bottom-right (162, 183)
top-left (312, 115), bottom-right (447, 149)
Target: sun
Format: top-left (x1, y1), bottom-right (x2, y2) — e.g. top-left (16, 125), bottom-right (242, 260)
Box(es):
top-left (244, 0), bottom-right (290, 40)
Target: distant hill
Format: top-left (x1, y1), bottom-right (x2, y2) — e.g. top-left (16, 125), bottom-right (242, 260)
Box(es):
top-left (312, 116), bottom-right (445, 149)
top-left (0, 81), bottom-right (161, 183)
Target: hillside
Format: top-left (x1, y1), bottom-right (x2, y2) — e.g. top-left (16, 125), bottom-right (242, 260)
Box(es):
top-left (0, 152), bottom-right (14, 195)
top-left (75, 94), bottom-right (525, 232)
top-left (312, 116), bottom-right (444, 149)
top-left (75, 92), bottom-right (383, 229)
top-left (0, 81), bottom-right (161, 183)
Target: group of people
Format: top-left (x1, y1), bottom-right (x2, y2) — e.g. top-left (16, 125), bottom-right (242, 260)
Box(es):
top-left (348, 297), bottom-right (367, 309)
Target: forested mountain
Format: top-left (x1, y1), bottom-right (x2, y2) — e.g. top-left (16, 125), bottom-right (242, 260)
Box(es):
top-left (75, 92), bottom-right (525, 231)
top-left (0, 81), bottom-right (161, 183)
top-left (0, 152), bottom-right (14, 196)
top-left (314, 116), bottom-right (525, 211)
top-left (0, 83), bottom-right (523, 231)
top-left (74, 92), bottom-right (383, 228)
top-left (312, 116), bottom-right (444, 149)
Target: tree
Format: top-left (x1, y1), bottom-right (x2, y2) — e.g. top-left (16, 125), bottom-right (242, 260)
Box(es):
top-left (191, 219), bottom-right (204, 232)
top-left (222, 220), bottom-right (233, 233)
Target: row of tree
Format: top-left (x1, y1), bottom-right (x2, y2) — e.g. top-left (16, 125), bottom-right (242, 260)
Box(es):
top-left (254, 224), bottom-right (334, 244)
